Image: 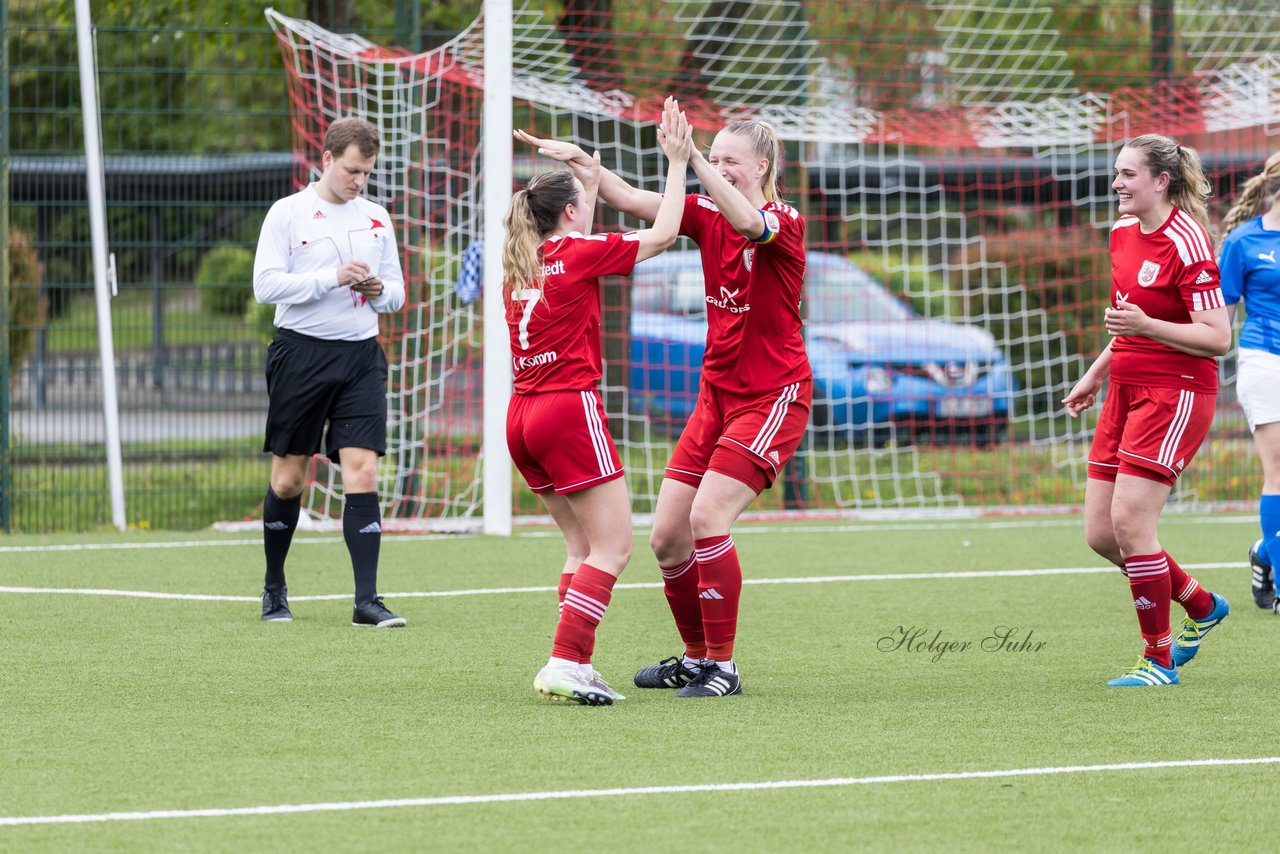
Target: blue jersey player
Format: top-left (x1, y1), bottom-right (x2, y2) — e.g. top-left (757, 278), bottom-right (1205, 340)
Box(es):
top-left (1218, 151), bottom-right (1280, 615)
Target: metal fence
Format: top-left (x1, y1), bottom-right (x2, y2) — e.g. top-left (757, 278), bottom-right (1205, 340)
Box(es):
top-left (1, 1), bottom-right (435, 532)
top-left (2, 1), bottom-right (1274, 532)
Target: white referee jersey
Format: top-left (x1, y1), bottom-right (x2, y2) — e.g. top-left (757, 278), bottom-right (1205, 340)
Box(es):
top-left (253, 184), bottom-right (405, 341)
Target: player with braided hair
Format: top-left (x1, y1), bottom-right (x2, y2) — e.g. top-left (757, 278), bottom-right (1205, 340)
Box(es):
top-left (1217, 151), bottom-right (1280, 616)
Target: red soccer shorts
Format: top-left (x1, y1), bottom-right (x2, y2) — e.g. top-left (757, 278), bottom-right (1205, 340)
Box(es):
top-left (1087, 381), bottom-right (1216, 487)
top-left (507, 389), bottom-right (624, 494)
top-left (665, 378), bottom-right (813, 493)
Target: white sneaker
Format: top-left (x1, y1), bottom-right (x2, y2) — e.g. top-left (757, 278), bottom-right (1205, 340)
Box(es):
top-left (533, 663), bottom-right (613, 706)
top-left (581, 668), bottom-right (626, 701)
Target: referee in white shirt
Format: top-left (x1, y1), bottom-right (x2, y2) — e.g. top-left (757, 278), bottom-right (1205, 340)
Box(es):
top-left (251, 117), bottom-right (407, 628)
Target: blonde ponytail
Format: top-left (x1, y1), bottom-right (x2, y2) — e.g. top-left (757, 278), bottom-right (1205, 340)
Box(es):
top-left (501, 191), bottom-right (541, 303)
top-left (500, 170), bottom-right (580, 302)
top-left (1219, 151), bottom-right (1280, 250)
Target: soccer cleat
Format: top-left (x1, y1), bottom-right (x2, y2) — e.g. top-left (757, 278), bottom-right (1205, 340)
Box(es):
top-left (1171, 592), bottom-right (1229, 666)
top-left (1249, 539), bottom-right (1276, 610)
top-left (1107, 657), bottom-right (1179, 687)
top-left (533, 663), bottom-right (613, 706)
top-left (633, 655), bottom-right (701, 689)
top-left (261, 586), bottom-right (292, 622)
top-left (581, 668), bottom-right (627, 702)
top-left (351, 597), bottom-right (406, 628)
top-left (675, 662), bottom-right (742, 698)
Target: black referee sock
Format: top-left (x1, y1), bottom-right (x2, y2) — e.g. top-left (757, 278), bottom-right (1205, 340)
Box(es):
top-left (343, 492), bottom-right (382, 605)
top-left (262, 487), bottom-right (301, 592)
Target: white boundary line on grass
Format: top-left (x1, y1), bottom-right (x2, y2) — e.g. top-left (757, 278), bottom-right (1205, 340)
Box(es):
top-left (0, 562), bottom-right (1244, 603)
top-left (0, 513), bottom-right (1257, 555)
top-left (2, 756), bottom-right (1277, 827)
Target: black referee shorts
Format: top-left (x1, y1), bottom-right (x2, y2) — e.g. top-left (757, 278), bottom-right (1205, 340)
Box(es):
top-left (263, 328), bottom-right (389, 458)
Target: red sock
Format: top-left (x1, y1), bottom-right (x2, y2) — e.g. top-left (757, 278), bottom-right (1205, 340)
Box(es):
top-left (551, 564), bottom-right (616, 663)
top-left (695, 535), bottom-right (742, 663)
top-left (661, 553), bottom-right (706, 659)
top-left (1164, 551), bottom-right (1213, 619)
top-left (1125, 552), bottom-right (1172, 668)
top-left (557, 571), bottom-right (573, 615)
top-left (1142, 630), bottom-right (1172, 668)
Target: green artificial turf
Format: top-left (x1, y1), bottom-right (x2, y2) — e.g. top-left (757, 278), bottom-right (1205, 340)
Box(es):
top-left (0, 515), bottom-right (1272, 850)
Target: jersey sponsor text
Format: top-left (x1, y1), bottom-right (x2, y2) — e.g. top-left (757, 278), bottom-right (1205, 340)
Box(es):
top-left (706, 285), bottom-right (750, 314)
top-left (513, 350), bottom-right (559, 372)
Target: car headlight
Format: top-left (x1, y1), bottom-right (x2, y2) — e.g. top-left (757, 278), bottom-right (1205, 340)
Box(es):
top-left (865, 366), bottom-right (892, 394)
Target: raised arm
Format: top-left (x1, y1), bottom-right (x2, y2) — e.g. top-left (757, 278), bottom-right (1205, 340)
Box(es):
top-left (632, 102), bottom-right (692, 262)
top-left (514, 128), bottom-right (664, 222)
top-left (577, 150), bottom-right (603, 235)
top-left (687, 142), bottom-right (772, 240)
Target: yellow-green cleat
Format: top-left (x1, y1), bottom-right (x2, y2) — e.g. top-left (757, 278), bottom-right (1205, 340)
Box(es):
top-left (533, 663), bottom-right (613, 706)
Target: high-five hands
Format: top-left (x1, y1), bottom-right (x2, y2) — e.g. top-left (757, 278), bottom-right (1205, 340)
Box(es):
top-left (657, 96), bottom-right (693, 162)
top-left (513, 129), bottom-right (592, 168)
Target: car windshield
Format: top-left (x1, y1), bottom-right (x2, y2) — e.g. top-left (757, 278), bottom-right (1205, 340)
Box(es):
top-left (630, 256), bottom-right (914, 324)
top-left (805, 268), bottom-right (913, 324)
top-left (632, 267), bottom-right (707, 317)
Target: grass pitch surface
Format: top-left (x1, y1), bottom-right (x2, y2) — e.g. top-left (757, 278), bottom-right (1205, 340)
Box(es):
top-left (0, 514), bottom-right (1272, 850)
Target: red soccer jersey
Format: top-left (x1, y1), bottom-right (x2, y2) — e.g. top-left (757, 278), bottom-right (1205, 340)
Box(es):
top-left (679, 194), bottom-right (811, 394)
top-left (506, 230), bottom-right (640, 393)
top-left (1108, 208), bottom-right (1224, 393)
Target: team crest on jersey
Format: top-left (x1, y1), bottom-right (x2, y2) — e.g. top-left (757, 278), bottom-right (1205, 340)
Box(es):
top-left (743, 247), bottom-right (755, 271)
top-left (1137, 259), bottom-right (1161, 287)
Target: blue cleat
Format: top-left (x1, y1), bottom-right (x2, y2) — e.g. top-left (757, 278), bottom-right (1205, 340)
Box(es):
top-left (1171, 592), bottom-right (1229, 666)
top-left (1107, 657), bottom-right (1179, 687)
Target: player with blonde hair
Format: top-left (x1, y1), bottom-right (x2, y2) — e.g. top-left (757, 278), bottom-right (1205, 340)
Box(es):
top-left (519, 101), bottom-right (810, 698)
top-left (505, 101), bottom-right (693, 705)
top-left (1217, 151), bottom-right (1280, 615)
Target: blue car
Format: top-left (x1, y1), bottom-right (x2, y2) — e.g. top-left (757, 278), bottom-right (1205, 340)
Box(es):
top-left (627, 250), bottom-right (1016, 446)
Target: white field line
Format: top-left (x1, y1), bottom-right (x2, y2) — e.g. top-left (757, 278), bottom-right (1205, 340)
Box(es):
top-left (0, 513), bottom-right (1257, 555)
top-left (1, 756), bottom-right (1277, 827)
top-left (0, 562), bottom-right (1243, 603)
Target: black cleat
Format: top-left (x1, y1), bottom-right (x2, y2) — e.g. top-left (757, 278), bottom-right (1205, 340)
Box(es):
top-left (262, 586), bottom-right (293, 622)
top-left (1249, 538), bottom-right (1276, 610)
top-left (675, 662), bottom-right (742, 698)
top-left (633, 655), bottom-right (701, 689)
top-left (352, 597), bottom-right (406, 628)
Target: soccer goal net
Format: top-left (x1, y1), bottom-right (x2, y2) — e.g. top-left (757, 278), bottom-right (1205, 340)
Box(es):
top-left (265, 2), bottom-right (1279, 528)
